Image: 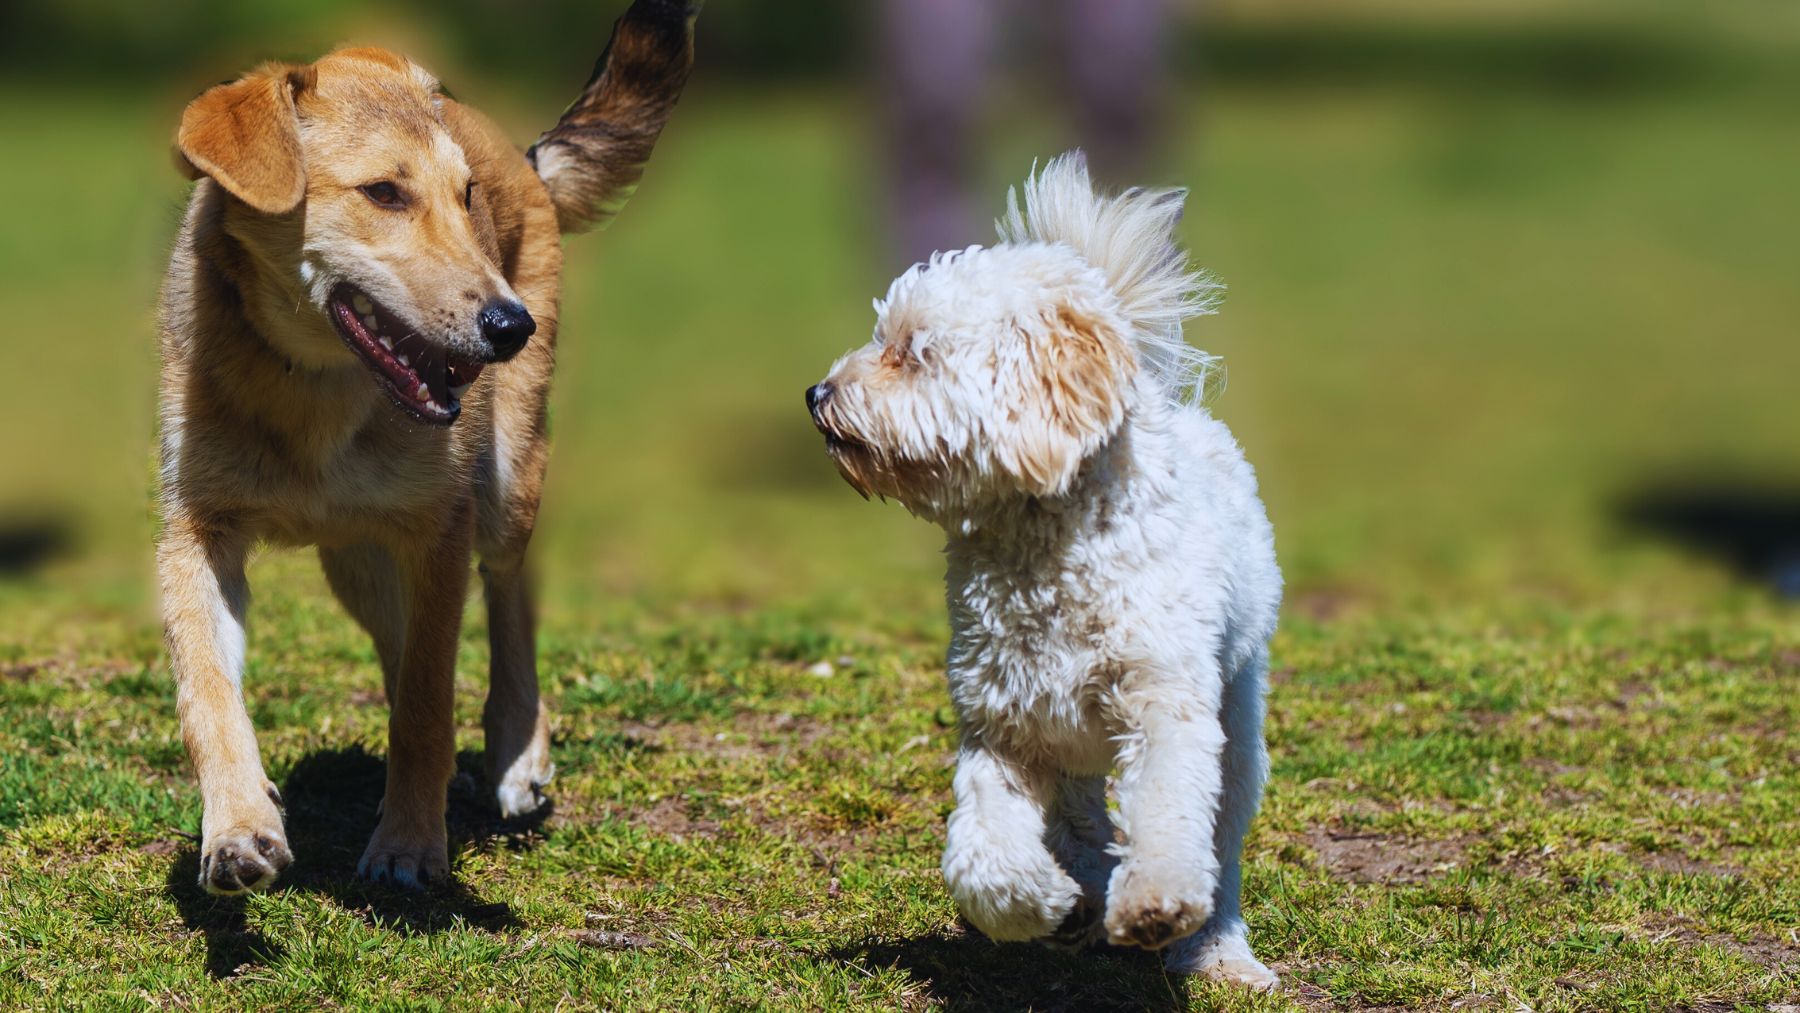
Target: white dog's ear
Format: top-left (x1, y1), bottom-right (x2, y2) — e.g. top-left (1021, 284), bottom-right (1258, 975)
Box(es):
top-left (999, 302), bottom-right (1138, 496)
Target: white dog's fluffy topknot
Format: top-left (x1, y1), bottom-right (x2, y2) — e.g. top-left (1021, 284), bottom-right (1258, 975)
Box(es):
top-left (997, 151), bottom-right (1223, 403)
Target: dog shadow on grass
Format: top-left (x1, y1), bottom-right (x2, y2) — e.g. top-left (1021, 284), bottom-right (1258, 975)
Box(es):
top-left (829, 929), bottom-right (1188, 1012)
top-left (165, 745), bottom-right (547, 979)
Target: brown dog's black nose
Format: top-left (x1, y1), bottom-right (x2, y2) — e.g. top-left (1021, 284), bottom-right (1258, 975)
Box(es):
top-left (480, 300), bottom-right (536, 360)
top-left (806, 383), bottom-right (832, 413)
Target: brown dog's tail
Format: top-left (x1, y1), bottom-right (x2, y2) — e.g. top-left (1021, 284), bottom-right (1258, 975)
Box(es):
top-left (528, 0), bottom-right (698, 234)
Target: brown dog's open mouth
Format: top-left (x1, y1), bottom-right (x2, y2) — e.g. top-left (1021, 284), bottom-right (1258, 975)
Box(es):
top-left (328, 284), bottom-right (483, 426)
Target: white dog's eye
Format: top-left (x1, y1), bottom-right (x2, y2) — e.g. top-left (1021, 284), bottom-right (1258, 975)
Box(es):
top-left (881, 333), bottom-right (917, 369)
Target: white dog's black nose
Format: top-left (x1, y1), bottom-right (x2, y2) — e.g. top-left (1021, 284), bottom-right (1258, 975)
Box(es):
top-left (480, 300), bottom-right (536, 360)
top-left (806, 383), bottom-right (832, 413)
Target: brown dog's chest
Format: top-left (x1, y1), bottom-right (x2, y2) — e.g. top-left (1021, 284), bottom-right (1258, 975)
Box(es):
top-left (166, 369), bottom-right (484, 548)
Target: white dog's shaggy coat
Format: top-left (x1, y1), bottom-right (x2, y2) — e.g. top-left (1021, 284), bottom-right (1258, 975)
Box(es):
top-left (807, 153), bottom-right (1281, 989)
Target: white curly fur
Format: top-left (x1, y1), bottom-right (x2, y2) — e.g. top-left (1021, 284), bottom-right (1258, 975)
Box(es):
top-left (999, 151), bottom-right (1224, 405)
top-left (808, 153), bottom-right (1282, 990)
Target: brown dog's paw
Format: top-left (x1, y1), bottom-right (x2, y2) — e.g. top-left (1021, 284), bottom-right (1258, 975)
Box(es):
top-left (199, 826), bottom-right (292, 896)
top-left (357, 822), bottom-right (449, 890)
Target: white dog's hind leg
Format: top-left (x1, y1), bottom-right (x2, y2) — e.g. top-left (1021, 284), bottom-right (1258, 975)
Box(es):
top-left (1163, 650), bottom-right (1277, 989)
top-left (1104, 669), bottom-right (1227, 950)
top-left (942, 742), bottom-right (1085, 942)
top-left (1043, 775), bottom-right (1118, 947)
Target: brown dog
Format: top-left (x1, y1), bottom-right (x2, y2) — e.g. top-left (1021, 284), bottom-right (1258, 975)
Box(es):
top-left (157, 2), bottom-right (695, 894)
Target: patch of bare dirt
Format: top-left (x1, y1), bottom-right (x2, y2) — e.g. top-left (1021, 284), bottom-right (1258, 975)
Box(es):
top-left (617, 711), bottom-right (836, 762)
top-left (1524, 759), bottom-right (1587, 778)
top-left (573, 928), bottom-right (655, 950)
top-left (1287, 585), bottom-right (1370, 623)
top-left (1658, 787), bottom-right (1738, 809)
top-left (1642, 916), bottom-right (1800, 972)
top-left (1637, 847), bottom-right (1743, 878)
top-left (1, 655), bottom-right (142, 689)
top-left (1273, 969), bottom-right (1484, 1013)
top-left (1612, 678), bottom-right (1658, 711)
top-left (2, 661), bottom-right (40, 681)
top-left (633, 795), bottom-right (722, 842)
top-left (1271, 973), bottom-right (1336, 1011)
top-left (1527, 706), bottom-right (1606, 730)
top-left (1305, 829), bottom-right (1471, 885)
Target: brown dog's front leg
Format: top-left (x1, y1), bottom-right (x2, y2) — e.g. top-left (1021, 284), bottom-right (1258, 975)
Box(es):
top-left (356, 500), bottom-right (473, 889)
top-left (160, 519), bottom-right (291, 895)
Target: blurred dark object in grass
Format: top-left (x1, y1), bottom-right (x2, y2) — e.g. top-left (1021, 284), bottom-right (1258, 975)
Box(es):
top-left (1620, 484), bottom-right (1800, 599)
top-left (0, 511), bottom-right (74, 577)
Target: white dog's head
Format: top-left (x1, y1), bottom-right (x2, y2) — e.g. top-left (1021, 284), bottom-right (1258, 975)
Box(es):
top-left (808, 152), bottom-right (1221, 524)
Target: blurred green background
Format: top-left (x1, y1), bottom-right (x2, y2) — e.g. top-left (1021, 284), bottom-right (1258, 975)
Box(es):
top-left (2, 3), bottom-right (1799, 1006)
top-left (1, 0), bottom-right (1797, 622)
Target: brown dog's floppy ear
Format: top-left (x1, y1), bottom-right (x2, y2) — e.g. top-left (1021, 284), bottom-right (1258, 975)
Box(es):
top-left (1001, 303), bottom-right (1139, 497)
top-left (176, 66), bottom-right (308, 214)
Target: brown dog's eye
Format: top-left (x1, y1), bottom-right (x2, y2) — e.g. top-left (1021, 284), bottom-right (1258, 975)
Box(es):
top-left (359, 181), bottom-right (405, 209)
top-left (464, 181), bottom-right (475, 210)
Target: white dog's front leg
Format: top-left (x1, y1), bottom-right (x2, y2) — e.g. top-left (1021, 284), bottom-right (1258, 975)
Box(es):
top-left (1105, 677), bottom-right (1227, 950)
top-left (941, 741), bottom-right (1084, 942)
top-left (1163, 651), bottom-right (1278, 989)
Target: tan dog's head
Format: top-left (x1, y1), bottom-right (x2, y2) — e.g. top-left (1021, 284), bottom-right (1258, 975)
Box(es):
top-left (177, 48), bottom-right (534, 424)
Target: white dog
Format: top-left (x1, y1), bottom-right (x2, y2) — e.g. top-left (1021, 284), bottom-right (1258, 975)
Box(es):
top-left (807, 153), bottom-right (1281, 989)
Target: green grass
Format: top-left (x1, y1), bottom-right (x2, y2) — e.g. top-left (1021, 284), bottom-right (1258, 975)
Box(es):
top-left (2, 17), bottom-right (1799, 1009)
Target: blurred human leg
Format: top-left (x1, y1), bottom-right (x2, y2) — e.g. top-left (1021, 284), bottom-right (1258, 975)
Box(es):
top-left (1061, 0), bottom-right (1172, 181)
top-left (878, 0), bottom-right (998, 266)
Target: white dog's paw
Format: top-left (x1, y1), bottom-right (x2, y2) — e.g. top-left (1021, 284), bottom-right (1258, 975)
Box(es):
top-left (356, 819), bottom-right (449, 890)
top-left (944, 850), bottom-right (1084, 942)
top-left (1103, 861), bottom-right (1214, 950)
top-left (1164, 922), bottom-right (1279, 991)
